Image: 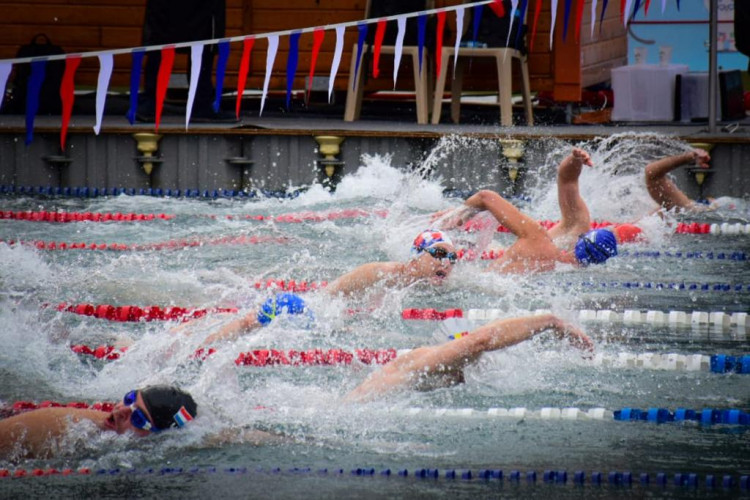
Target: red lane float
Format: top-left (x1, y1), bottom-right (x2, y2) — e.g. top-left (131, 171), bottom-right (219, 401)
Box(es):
top-left (224, 208), bottom-right (389, 223)
top-left (401, 308), bottom-right (463, 320)
top-left (1, 235), bottom-right (288, 251)
top-left (252, 279), bottom-right (328, 292)
top-left (55, 303), bottom-right (239, 322)
top-left (71, 344), bottom-right (398, 366)
top-left (0, 210), bottom-right (174, 222)
top-left (5, 400), bottom-right (115, 417)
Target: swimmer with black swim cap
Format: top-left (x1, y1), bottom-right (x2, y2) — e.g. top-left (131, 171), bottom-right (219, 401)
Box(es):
top-left (0, 385), bottom-right (197, 460)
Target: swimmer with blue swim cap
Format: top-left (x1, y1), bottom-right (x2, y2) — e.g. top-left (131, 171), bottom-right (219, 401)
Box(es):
top-left (437, 148), bottom-right (623, 273)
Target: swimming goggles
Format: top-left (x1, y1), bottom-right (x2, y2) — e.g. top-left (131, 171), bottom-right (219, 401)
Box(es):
top-left (123, 390), bottom-right (158, 432)
top-left (424, 247), bottom-right (458, 264)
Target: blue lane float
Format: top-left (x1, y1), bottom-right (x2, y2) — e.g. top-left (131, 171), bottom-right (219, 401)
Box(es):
top-left (5, 466), bottom-right (746, 491)
top-left (614, 407), bottom-right (749, 425)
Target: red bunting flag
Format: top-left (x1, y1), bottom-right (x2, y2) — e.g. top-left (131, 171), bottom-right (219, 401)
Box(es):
top-left (489, 0), bottom-right (506, 17)
top-left (235, 37), bottom-right (255, 119)
top-left (307, 28), bottom-right (325, 102)
top-left (644, 0), bottom-right (651, 15)
top-left (435, 10), bottom-right (446, 81)
top-left (530, 0), bottom-right (543, 50)
top-left (575, 0), bottom-right (585, 41)
top-left (155, 46), bottom-right (175, 131)
top-left (60, 55), bottom-right (80, 150)
top-left (373, 19), bottom-right (387, 79)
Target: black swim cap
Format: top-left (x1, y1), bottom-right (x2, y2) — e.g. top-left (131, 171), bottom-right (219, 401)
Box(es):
top-left (139, 385), bottom-right (197, 431)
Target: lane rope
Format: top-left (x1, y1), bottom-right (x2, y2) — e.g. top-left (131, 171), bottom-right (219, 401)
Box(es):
top-left (0, 235), bottom-right (289, 251)
top-left (68, 344), bottom-right (750, 374)
top-left (0, 464), bottom-right (747, 490)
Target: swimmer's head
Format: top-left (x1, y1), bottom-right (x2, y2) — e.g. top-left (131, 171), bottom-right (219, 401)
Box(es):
top-left (139, 385), bottom-right (197, 431)
top-left (574, 229), bottom-right (618, 266)
top-left (256, 292), bottom-right (313, 327)
top-left (411, 229), bottom-right (454, 255)
top-left (411, 229), bottom-right (456, 283)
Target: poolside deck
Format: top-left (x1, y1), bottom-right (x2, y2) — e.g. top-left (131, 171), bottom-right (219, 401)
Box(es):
top-left (1, 93), bottom-right (749, 198)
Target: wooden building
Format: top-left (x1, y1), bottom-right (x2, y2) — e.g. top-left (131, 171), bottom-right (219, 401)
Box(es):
top-left (0, 0), bottom-right (626, 107)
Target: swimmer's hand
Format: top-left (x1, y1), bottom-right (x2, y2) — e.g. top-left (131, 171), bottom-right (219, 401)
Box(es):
top-left (691, 148), bottom-right (711, 168)
top-left (433, 205), bottom-right (480, 230)
top-left (571, 147), bottom-right (593, 167)
top-left (553, 320), bottom-right (594, 353)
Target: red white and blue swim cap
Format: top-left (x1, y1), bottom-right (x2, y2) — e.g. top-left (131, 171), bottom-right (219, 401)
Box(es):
top-left (412, 229), bottom-right (454, 255)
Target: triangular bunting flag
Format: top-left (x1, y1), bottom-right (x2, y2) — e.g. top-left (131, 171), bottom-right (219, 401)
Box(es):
top-left (591, 0), bottom-right (599, 38)
top-left (489, 0), bottom-right (506, 17)
top-left (155, 46), bottom-right (175, 131)
top-left (550, 0), bottom-right (559, 49)
top-left (0, 63), bottom-right (11, 112)
top-left (286, 31), bottom-right (300, 109)
top-left (472, 5), bottom-right (484, 43)
top-left (575, 0), bottom-right (585, 41)
top-left (453, 8), bottom-right (465, 73)
top-left (329, 26), bottom-right (345, 103)
top-left (515, 0), bottom-right (529, 49)
top-left (235, 37), bottom-right (255, 118)
top-left (353, 23), bottom-right (368, 88)
top-left (373, 19), bottom-right (386, 79)
top-left (126, 50), bottom-right (144, 124)
top-left (60, 55), bottom-right (80, 149)
top-left (25, 60), bottom-right (46, 145)
top-left (600, 0), bottom-right (610, 33)
top-left (530, 0), bottom-right (543, 50)
top-left (393, 16), bottom-right (406, 89)
top-left (417, 14), bottom-right (427, 74)
top-left (563, 0), bottom-right (572, 41)
top-left (644, 0), bottom-right (651, 15)
top-left (260, 35), bottom-right (279, 116)
top-left (93, 54), bottom-right (113, 135)
top-left (186, 44), bottom-right (204, 128)
top-left (624, 0), bottom-right (634, 25)
top-left (308, 28), bottom-right (325, 102)
top-left (506, 0), bottom-right (519, 49)
top-left (435, 10), bottom-right (446, 81)
top-left (214, 40), bottom-right (230, 112)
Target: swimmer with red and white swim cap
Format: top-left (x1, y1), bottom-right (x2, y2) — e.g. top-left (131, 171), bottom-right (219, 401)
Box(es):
top-left (199, 229), bottom-right (457, 346)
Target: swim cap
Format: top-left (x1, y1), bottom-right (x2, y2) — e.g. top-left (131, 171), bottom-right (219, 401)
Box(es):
top-left (574, 229), bottom-right (618, 265)
top-left (256, 292), bottom-right (309, 326)
top-left (612, 223), bottom-right (643, 243)
top-left (139, 385), bottom-right (197, 431)
top-left (411, 229), bottom-right (453, 255)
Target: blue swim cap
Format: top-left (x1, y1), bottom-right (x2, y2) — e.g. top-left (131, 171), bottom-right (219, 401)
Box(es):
top-left (574, 229), bottom-right (618, 265)
top-left (257, 292), bottom-right (309, 326)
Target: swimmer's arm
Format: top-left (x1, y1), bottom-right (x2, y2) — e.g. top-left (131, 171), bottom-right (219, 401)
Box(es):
top-left (325, 262), bottom-right (400, 297)
top-left (203, 428), bottom-right (293, 447)
top-left (645, 149), bottom-right (710, 210)
top-left (554, 148), bottom-right (593, 233)
top-left (463, 190), bottom-right (547, 240)
top-left (200, 312), bottom-right (261, 347)
top-left (433, 205), bottom-right (481, 230)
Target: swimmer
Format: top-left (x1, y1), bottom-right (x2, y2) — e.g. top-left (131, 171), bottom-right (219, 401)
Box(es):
top-left (345, 313), bottom-right (593, 402)
top-left (645, 147), bottom-right (713, 213)
top-left (199, 229), bottom-right (458, 346)
top-left (440, 188), bottom-right (620, 273)
top-left (0, 385), bottom-right (197, 460)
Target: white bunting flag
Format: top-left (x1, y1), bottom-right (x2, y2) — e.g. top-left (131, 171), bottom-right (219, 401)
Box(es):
top-left (0, 63), bottom-right (11, 112)
top-left (93, 54), bottom-right (113, 135)
top-left (328, 26), bottom-right (345, 103)
top-left (550, 0), bottom-right (559, 49)
top-left (393, 16), bottom-right (406, 89)
top-left (260, 35), bottom-right (279, 116)
top-left (624, 0), bottom-right (634, 26)
top-left (591, 0), bottom-right (598, 38)
top-left (661, 0), bottom-right (667, 13)
top-left (454, 7), bottom-right (464, 73)
top-left (186, 44), bottom-right (204, 129)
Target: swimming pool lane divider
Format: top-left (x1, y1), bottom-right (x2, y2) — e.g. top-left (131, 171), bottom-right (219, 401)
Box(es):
top-left (1, 465), bottom-right (747, 492)
top-left (0, 235), bottom-right (290, 251)
top-left (68, 343), bottom-right (750, 375)
top-left (3, 207), bottom-right (749, 236)
top-left (5, 397), bottom-right (750, 429)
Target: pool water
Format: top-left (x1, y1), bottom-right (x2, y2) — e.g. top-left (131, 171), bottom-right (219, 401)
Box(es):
top-left (0, 135), bottom-right (748, 498)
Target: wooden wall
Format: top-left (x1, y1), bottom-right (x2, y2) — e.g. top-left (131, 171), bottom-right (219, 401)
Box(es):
top-left (0, 0), bottom-right (626, 103)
